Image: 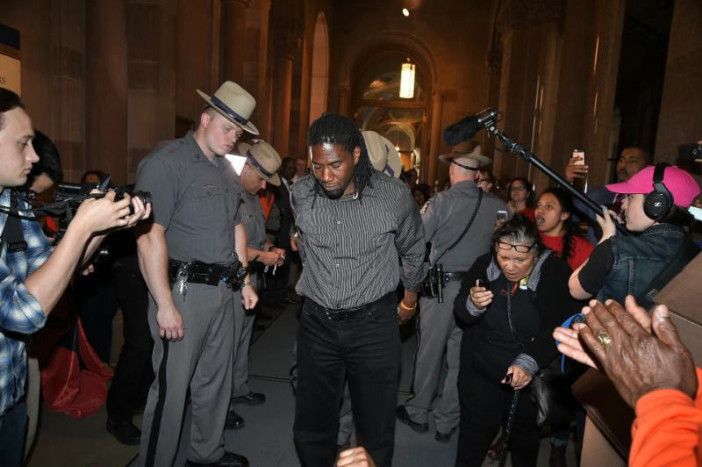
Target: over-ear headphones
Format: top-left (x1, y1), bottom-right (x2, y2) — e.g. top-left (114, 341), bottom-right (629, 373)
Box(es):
top-left (643, 163), bottom-right (674, 220)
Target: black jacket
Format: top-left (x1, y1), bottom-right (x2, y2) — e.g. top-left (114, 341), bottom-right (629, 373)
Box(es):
top-left (454, 251), bottom-right (580, 381)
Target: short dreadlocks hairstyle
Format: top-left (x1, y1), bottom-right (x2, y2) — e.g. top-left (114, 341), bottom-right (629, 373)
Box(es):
top-left (307, 113), bottom-right (375, 202)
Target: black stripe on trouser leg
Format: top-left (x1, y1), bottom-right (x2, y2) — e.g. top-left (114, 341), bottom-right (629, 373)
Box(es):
top-left (145, 339), bottom-right (170, 467)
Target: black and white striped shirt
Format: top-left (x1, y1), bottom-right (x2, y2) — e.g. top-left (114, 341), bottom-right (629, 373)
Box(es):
top-left (291, 172), bottom-right (425, 309)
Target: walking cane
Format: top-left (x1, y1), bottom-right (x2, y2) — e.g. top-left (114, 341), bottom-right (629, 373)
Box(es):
top-left (498, 389), bottom-right (521, 467)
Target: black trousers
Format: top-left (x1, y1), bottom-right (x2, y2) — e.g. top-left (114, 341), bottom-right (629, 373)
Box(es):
top-left (455, 355), bottom-right (540, 467)
top-left (106, 255), bottom-right (154, 421)
top-left (293, 293), bottom-right (399, 467)
top-left (76, 272), bottom-right (117, 363)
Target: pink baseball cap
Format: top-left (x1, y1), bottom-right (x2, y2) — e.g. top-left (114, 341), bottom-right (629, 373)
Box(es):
top-left (606, 165), bottom-right (701, 208)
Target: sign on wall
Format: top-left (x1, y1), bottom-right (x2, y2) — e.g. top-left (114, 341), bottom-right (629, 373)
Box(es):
top-left (0, 23), bottom-right (21, 94)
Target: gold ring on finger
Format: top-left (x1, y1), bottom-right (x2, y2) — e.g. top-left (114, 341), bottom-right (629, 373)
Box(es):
top-left (596, 331), bottom-right (612, 348)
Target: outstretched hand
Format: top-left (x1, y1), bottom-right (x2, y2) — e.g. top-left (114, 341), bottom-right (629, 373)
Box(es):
top-left (554, 296), bottom-right (697, 407)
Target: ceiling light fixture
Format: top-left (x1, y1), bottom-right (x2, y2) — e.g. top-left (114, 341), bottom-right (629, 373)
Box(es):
top-left (399, 59), bottom-right (415, 99)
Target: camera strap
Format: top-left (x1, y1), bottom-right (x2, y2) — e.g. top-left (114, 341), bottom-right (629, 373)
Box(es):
top-left (1, 191), bottom-right (28, 253)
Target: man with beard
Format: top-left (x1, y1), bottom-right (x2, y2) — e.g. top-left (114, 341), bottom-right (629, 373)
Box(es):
top-left (134, 81), bottom-right (258, 467)
top-left (291, 114), bottom-right (425, 467)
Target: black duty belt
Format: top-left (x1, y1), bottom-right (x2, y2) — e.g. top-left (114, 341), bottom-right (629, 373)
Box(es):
top-left (168, 258), bottom-right (243, 290)
top-left (306, 292), bottom-right (395, 321)
top-left (443, 271), bottom-right (469, 282)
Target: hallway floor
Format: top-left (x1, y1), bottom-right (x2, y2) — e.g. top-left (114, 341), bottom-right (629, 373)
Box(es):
top-left (26, 299), bottom-right (577, 466)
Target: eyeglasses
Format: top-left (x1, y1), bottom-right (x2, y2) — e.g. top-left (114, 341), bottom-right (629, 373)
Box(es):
top-left (496, 241), bottom-right (535, 253)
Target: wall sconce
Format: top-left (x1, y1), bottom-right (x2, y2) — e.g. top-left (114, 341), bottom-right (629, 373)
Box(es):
top-left (399, 59), bottom-right (415, 99)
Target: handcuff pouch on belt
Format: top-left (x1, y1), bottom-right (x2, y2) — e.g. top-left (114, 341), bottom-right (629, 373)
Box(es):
top-left (168, 259), bottom-right (247, 295)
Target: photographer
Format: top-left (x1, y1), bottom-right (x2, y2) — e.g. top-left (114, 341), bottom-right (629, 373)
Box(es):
top-left (0, 88), bottom-right (150, 466)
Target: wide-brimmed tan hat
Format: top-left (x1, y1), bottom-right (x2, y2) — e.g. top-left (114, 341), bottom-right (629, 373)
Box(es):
top-left (438, 144), bottom-right (491, 168)
top-left (239, 140), bottom-right (282, 186)
top-left (197, 81), bottom-right (259, 135)
top-left (361, 130), bottom-right (402, 178)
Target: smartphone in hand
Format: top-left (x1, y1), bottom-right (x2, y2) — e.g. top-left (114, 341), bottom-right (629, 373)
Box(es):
top-left (572, 149), bottom-right (585, 165)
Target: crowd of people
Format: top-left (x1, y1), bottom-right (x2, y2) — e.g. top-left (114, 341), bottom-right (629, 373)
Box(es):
top-left (1, 78), bottom-right (702, 467)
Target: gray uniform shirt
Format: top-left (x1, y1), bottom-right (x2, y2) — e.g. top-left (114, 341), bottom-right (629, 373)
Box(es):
top-left (422, 180), bottom-right (507, 272)
top-left (292, 172), bottom-right (425, 309)
top-left (135, 131), bottom-right (244, 265)
top-left (237, 176), bottom-right (267, 250)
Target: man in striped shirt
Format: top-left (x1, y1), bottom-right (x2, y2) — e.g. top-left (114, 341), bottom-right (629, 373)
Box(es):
top-left (291, 114), bottom-right (425, 467)
top-left (0, 88), bottom-right (150, 466)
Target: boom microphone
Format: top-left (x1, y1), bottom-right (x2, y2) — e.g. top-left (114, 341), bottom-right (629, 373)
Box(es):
top-left (442, 108), bottom-right (499, 146)
top-left (442, 115), bottom-right (481, 146)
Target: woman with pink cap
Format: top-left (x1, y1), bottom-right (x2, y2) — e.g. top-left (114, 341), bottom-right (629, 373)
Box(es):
top-left (569, 163), bottom-right (701, 307)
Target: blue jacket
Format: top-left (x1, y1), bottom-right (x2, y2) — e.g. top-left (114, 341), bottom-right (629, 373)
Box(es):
top-left (597, 223), bottom-right (685, 305)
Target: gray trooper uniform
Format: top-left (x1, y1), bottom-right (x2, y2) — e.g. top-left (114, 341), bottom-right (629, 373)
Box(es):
top-left (135, 132), bottom-right (244, 466)
top-left (232, 181), bottom-right (266, 399)
top-left (404, 179), bottom-right (507, 434)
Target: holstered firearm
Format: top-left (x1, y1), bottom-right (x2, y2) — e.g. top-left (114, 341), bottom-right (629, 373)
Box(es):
top-left (421, 263), bottom-right (446, 303)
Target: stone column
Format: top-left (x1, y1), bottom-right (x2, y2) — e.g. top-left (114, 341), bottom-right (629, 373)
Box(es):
top-left (220, 0), bottom-right (249, 83)
top-left (126, 0), bottom-right (177, 183)
top-left (427, 91), bottom-right (444, 186)
top-left (655, 0), bottom-right (702, 164)
top-left (337, 85), bottom-right (350, 117)
top-left (251, 0), bottom-right (271, 137)
top-left (271, 22), bottom-right (299, 155)
top-left (580, 0), bottom-right (626, 185)
top-left (49, 0), bottom-right (86, 182)
top-left (86, 0), bottom-right (128, 182)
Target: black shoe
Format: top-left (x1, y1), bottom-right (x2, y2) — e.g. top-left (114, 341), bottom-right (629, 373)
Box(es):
top-left (395, 405), bottom-right (428, 433)
top-left (549, 443), bottom-right (568, 467)
top-left (106, 418), bottom-right (141, 446)
top-left (186, 451), bottom-right (249, 467)
top-left (435, 426), bottom-right (457, 443)
top-left (233, 391), bottom-right (266, 406)
top-left (225, 409), bottom-right (245, 430)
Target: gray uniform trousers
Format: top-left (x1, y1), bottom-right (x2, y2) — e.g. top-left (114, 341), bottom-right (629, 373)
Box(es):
top-left (138, 282), bottom-right (236, 466)
top-left (231, 297), bottom-right (254, 398)
top-left (405, 280), bottom-right (463, 432)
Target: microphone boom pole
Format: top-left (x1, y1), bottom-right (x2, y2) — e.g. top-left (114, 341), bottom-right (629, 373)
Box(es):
top-left (475, 108), bottom-right (627, 234)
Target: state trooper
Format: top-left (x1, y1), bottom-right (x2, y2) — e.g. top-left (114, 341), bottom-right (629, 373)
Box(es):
top-left (135, 81), bottom-right (258, 467)
top-left (227, 140), bottom-right (283, 430)
top-left (397, 144), bottom-right (507, 442)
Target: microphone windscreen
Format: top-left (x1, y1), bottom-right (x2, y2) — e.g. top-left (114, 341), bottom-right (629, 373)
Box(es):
top-left (443, 116), bottom-right (480, 146)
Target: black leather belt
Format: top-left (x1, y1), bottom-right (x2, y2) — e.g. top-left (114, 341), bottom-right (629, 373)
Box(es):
top-left (443, 271), bottom-right (468, 282)
top-left (306, 292), bottom-right (395, 321)
top-left (168, 258), bottom-right (242, 289)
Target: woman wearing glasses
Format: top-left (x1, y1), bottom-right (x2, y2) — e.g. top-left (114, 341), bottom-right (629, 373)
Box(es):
top-left (506, 177), bottom-right (536, 222)
top-left (452, 215), bottom-right (580, 466)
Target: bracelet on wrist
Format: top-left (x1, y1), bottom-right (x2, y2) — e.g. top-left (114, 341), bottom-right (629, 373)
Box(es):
top-left (399, 300), bottom-right (416, 311)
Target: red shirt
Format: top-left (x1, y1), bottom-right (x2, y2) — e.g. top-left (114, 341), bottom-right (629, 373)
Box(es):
top-left (539, 233), bottom-right (594, 270)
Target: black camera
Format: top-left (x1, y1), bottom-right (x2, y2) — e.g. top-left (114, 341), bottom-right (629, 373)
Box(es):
top-left (40, 178), bottom-right (151, 244)
top-left (55, 182), bottom-right (151, 214)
